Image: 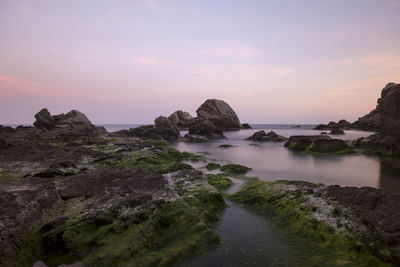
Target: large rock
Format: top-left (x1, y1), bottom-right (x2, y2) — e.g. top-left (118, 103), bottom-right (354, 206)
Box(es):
top-left (34, 108), bottom-right (94, 130)
top-left (377, 83), bottom-right (400, 151)
top-left (314, 120), bottom-right (351, 130)
top-left (188, 119), bottom-right (224, 139)
top-left (154, 116), bottom-right (180, 141)
top-left (351, 109), bottom-right (380, 131)
top-left (284, 135), bottom-right (348, 152)
top-left (326, 185), bottom-right (400, 261)
top-left (196, 99), bottom-right (242, 130)
top-left (0, 178), bottom-right (63, 258)
top-left (245, 130), bottom-right (287, 142)
top-left (167, 110), bottom-right (194, 129)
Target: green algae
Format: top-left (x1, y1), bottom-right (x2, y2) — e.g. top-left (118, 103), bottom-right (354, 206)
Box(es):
top-left (230, 178), bottom-right (394, 267)
top-left (19, 189), bottom-right (225, 267)
top-left (206, 174), bottom-right (233, 191)
top-left (96, 147), bottom-right (197, 174)
top-left (204, 163), bottom-right (221, 171)
top-left (0, 170), bottom-right (23, 182)
top-left (220, 163), bottom-right (251, 175)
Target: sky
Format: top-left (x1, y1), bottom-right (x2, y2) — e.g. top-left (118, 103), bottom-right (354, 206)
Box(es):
top-left (1, 0), bottom-right (400, 124)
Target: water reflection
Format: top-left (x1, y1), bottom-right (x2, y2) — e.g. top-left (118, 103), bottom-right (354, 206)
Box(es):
top-left (174, 128), bottom-right (400, 194)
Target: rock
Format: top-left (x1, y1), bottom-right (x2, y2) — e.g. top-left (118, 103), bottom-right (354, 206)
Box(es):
top-left (241, 123), bottom-right (252, 129)
top-left (329, 128), bottom-right (345, 135)
top-left (154, 116), bottom-right (180, 141)
top-left (188, 119), bottom-right (225, 139)
top-left (376, 83), bottom-right (400, 151)
top-left (246, 130), bottom-right (287, 142)
top-left (0, 178), bottom-right (63, 258)
top-left (34, 108), bottom-right (95, 130)
top-left (167, 110), bottom-right (194, 129)
top-left (182, 134), bottom-right (209, 143)
top-left (351, 109), bottom-right (380, 131)
top-left (320, 132), bottom-right (328, 135)
top-left (326, 185), bottom-right (400, 261)
top-left (113, 125), bottom-right (163, 140)
top-left (308, 138), bottom-right (348, 152)
top-left (196, 99), bottom-right (242, 130)
top-left (284, 135), bottom-right (340, 152)
top-left (314, 119), bottom-right (351, 130)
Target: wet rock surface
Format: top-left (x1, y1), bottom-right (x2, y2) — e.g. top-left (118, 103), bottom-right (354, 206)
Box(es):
top-left (352, 109), bottom-right (380, 131)
top-left (196, 99), bottom-right (242, 130)
top-left (245, 130), bottom-right (287, 142)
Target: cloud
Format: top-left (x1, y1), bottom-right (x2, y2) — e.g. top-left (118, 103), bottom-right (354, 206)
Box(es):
top-left (133, 57), bottom-right (169, 65)
top-left (203, 46), bottom-right (260, 60)
top-left (0, 74), bottom-right (78, 97)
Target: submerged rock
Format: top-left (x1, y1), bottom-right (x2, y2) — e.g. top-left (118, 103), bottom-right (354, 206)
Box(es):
top-left (241, 123), bottom-right (252, 129)
top-left (245, 130), bottom-right (287, 142)
top-left (329, 128), bottom-right (345, 135)
top-left (285, 135), bottom-right (348, 153)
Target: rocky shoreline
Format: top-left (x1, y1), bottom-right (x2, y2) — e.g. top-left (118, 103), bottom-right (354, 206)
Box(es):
top-left (1, 83), bottom-right (400, 266)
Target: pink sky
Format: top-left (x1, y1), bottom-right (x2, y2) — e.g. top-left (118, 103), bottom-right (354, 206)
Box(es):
top-left (1, 0), bottom-right (399, 124)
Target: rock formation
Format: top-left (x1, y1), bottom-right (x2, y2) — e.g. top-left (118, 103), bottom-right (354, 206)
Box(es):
top-left (241, 123), bottom-right (252, 129)
top-left (188, 119), bottom-right (225, 139)
top-left (34, 108), bottom-right (95, 130)
top-left (329, 128), bottom-right (345, 135)
top-left (167, 110), bottom-right (194, 129)
top-left (314, 120), bottom-right (351, 130)
top-left (285, 135), bottom-right (348, 152)
top-left (245, 130), bottom-right (287, 142)
top-left (196, 99), bottom-right (242, 130)
top-left (351, 109), bottom-right (380, 131)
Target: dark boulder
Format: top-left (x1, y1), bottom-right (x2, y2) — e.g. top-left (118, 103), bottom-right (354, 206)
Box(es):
top-left (329, 128), bottom-right (345, 135)
top-left (196, 99), bottom-right (242, 130)
top-left (167, 110), bottom-right (194, 129)
top-left (314, 119), bottom-right (351, 130)
top-left (182, 134), bottom-right (209, 143)
top-left (285, 135), bottom-right (342, 152)
top-left (351, 109), bottom-right (380, 131)
top-left (154, 116), bottom-right (180, 141)
top-left (308, 138), bottom-right (348, 152)
top-left (377, 83), bottom-right (400, 151)
top-left (188, 119), bottom-right (225, 139)
top-left (246, 130), bottom-right (287, 142)
top-left (241, 123), bottom-right (252, 129)
top-left (326, 185), bottom-right (400, 262)
top-left (33, 108), bottom-right (95, 130)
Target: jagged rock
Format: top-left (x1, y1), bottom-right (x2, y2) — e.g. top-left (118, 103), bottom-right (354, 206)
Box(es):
top-left (377, 83), bottom-right (400, 151)
top-left (326, 185), bottom-right (400, 261)
top-left (113, 125), bottom-right (163, 140)
top-left (154, 116), bottom-right (180, 141)
top-left (196, 99), bottom-right (242, 130)
top-left (241, 123), bottom-right (252, 129)
top-left (168, 110), bottom-right (194, 129)
top-left (245, 130), bottom-right (287, 142)
top-left (34, 108), bottom-right (95, 130)
top-left (330, 128), bottom-right (345, 135)
top-left (188, 119), bottom-right (225, 139)
top-left (182, 134), bottom-right (209, 143)
top-left (314, 120), bottom-right (351, 130)
top-left (0, 178), bottom-right (63, 258)
top-left (284, 135), bottom-right (347, 152)
top-left (351, 109), bottom-right (380, 131)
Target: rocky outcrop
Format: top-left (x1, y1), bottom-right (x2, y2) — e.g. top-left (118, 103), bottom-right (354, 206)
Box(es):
top-left (196, 99), bottom-right (242, 130)
top-left (113, 116), bottom-right (180, 141)
top-left (314, 120), bottom-right (351, 130)
top-left (167, 110), bottom-right (194, 129)
top-left (351, 109), bottom-right (380, 131)
top-left (154, 116), bottom-right (180, 140)
top-left (188, 119), bottom-right (225, 139)
top-left (241, 123), bottom-right (252, 129)
top-left (34, 108), bottom-right (95, 130)
top-left (376, 83), bottom-right (400, 151)
top-left (285, 135), bottom-right (348, 152)
top-left (245, 130), bottom-right (287, 142)
top-left (0, 178), bottom-right (63, 258)
top-left (326, 185), bottom-right (400, 262)
top-left (329, 128), bottom-right (345, 135)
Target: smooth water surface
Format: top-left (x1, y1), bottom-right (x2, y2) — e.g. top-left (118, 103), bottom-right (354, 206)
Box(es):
top-left (173, 125), bottom-right (400, 194)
